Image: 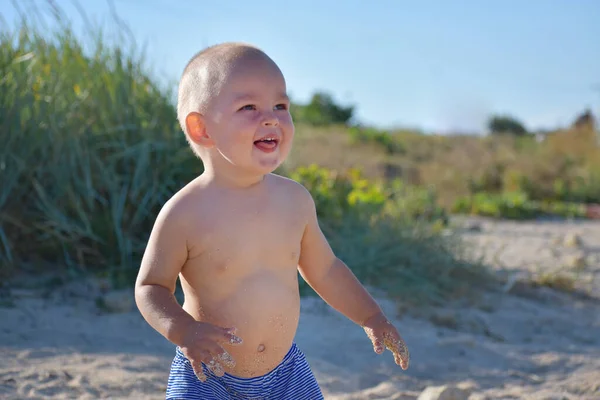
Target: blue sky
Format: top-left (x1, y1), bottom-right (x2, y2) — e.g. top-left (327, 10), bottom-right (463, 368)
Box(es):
top-left (2, 0), bottom-right (598, 133)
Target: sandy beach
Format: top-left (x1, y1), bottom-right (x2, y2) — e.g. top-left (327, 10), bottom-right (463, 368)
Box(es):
top-left (1, 217), bottom-right (599, 400)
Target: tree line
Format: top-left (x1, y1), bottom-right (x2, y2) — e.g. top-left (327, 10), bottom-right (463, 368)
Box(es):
top-left (292, 90), bottom-right (596, 136)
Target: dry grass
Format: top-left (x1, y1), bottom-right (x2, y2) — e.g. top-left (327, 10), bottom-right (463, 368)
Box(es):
top-left (288, 125), bottom-right (600, 209)
top-left (285, 125), bottom-right (391, 179)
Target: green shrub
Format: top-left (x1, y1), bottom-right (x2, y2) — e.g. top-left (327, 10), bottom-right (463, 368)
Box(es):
top-left (551, 168), bottom-right (600, 204)
top-left (289, 164), bottom-right (446, 225)
top-left (452, 191), bottom-right (587, 220)
top-left (488, 114), bottom-right (528, 136)
top-left (291, 92), bottom-right (354, 126)
top-left (289, 165), bottom-right (490, 305)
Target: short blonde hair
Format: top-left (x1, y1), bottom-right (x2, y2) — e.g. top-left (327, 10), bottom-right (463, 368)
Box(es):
top-left (176, 42), bottom-right (277, 156)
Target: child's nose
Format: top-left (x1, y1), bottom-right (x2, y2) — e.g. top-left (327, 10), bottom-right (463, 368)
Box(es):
top-left (261, 112), bottom-right (279, 127)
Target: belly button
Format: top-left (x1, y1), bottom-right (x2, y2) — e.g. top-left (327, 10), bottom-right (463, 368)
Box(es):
top-left (257, 344), bottom-right (265, 352)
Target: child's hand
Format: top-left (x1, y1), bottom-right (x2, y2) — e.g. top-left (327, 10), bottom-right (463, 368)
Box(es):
top-left (362, 312), bottom-right (410, 370)
top-left (179, 321), bottom-right (243, 382)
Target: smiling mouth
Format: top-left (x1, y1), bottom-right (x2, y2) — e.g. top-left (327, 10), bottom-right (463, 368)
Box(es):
top-left (254, 138), bottom-right (279, 153)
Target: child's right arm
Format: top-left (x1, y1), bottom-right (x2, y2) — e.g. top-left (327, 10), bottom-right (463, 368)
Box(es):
top-left (134, 199), bottom-right (196, 345)
top-left (134, 199), bottom-right (242, 380)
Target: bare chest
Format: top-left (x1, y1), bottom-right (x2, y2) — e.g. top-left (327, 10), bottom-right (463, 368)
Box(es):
top-left (188, 201), bottom-right (306, 272)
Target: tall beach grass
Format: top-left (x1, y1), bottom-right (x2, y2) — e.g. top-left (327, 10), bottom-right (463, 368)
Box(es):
top-left (1, 4), bottom-right (201, 285)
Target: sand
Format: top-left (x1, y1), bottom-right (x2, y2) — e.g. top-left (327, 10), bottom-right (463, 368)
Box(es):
top-left (1, 217), bottom-right (599, 399)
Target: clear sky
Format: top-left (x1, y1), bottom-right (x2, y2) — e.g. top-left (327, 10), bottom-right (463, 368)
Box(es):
top-left (2, 0), bottom-right (599, 133)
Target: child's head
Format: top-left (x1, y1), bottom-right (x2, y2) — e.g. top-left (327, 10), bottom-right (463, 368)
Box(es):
top-left (177, 42), bottom-right (294, 180)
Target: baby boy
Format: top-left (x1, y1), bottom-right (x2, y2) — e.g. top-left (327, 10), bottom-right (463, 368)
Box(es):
top-left (134, 42), bottom-right (409, 400)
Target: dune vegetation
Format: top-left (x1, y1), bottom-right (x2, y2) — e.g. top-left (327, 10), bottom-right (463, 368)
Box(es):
top-left (2, 4), bottom-right (597, 306)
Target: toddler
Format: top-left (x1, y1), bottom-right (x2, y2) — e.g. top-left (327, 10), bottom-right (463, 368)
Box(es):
top-left (134, 42), bottom-right (409, 400)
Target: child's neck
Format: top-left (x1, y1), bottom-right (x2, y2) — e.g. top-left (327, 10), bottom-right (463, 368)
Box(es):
top-left (201, 165), bottom-right (266, 190)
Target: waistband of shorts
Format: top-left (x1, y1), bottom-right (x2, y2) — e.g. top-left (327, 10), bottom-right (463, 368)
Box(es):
top-left (175, 342), bottom-right (300, 383)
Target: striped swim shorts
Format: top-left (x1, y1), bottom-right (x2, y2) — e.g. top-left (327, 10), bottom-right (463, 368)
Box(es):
top-left (165, 342), bottom-right (324, 399)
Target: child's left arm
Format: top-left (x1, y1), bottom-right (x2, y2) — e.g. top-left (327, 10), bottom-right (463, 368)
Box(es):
top-left (297, 191), bottom-right (410, 370)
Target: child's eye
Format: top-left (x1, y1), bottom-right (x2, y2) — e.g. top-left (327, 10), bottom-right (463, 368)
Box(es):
top-left (239, 104), bottom-right (256, 111)
top-left (274, 104), bottom-right (288, 110)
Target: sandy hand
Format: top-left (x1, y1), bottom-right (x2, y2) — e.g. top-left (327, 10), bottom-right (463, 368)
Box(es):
top-left (179, 321), bottom-right (243, 382)
top-left (362, 312), bottom-right (410, 370)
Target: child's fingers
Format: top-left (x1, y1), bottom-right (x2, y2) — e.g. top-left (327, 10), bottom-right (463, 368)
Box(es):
top-left (216, 350), bottom-right (236, 368)
top-left (206, 358), bottom-right (225, 377)
top-left (364, 326), bottom-right (384, 354)
top-left (372, 336), bottom-right (384, 354)
top-left (363, 320), bottom-right (410, 370)
top-left (219, 327), bottom-right (243, 345)
top-left (384, 333), bottom-right (410, 370)
top-left (192, 362), bottom-right (207, 382)
top-left (400, 340), bottom-right (410, 369)
top-left (392, 348), bottom-right (408, 369)
top-left (397, 337), bottom-right (410, 369)
top-left (188, 350), bottom-right (211, 381)
top-left (205, 345), bottom-right (232, 377)
top-left (396, 344), bottom-right (410, 370)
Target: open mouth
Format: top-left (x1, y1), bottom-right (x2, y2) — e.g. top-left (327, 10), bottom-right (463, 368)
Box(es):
top-left (253, 137), bottom-right (279, 153)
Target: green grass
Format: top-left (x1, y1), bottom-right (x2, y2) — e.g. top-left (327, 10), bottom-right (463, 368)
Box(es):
top-left (0, 7), bottom-right (201, 284)
top-left (0, 4), bottom-right (494, 307)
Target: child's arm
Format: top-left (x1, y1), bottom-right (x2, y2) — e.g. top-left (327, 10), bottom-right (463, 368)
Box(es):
top-left (135, 200), bottom-right (197, 345)
top-left (296, 193), bottom-right (382, 325)
top-left (297, 191), bottom-right (410, 369)
top-left (134, 199), bottom-right (242, 380)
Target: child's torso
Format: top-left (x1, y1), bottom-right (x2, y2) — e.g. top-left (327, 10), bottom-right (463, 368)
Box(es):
top-left (179, 175), bottom-right (309, 378)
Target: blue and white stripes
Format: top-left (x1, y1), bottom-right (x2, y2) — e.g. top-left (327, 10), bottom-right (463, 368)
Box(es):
top-left (166, 343), bottom-right (324, 399)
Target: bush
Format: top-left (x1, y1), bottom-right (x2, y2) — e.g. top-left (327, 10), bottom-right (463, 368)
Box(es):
top-left (289, 165), bottom-right (490, 305)
top-left (551, 169), bottom-right (600, 204)
top-left (488, 114), bottom-right (528, 136)
top-left (291, 92), bottom-right (354, 126)
top-left (452, 191), bottom-right (587, 220)
top-left (289, 165), bottom-right (446, 225)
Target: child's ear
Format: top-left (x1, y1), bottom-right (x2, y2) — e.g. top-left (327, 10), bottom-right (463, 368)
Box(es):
top-left (186, 112), bottom-right (215, 148)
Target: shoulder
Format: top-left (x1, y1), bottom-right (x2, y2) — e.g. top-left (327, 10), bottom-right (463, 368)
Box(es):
top-left (152, 178), bottom-right (208, 231)
top-left (268, 173), bottom-right (316, 212)
top-left (268, 173), bottom-right (313, 199)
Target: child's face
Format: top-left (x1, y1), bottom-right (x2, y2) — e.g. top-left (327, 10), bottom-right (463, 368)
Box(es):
top-left (203, 58), bottom-right (294, 175)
